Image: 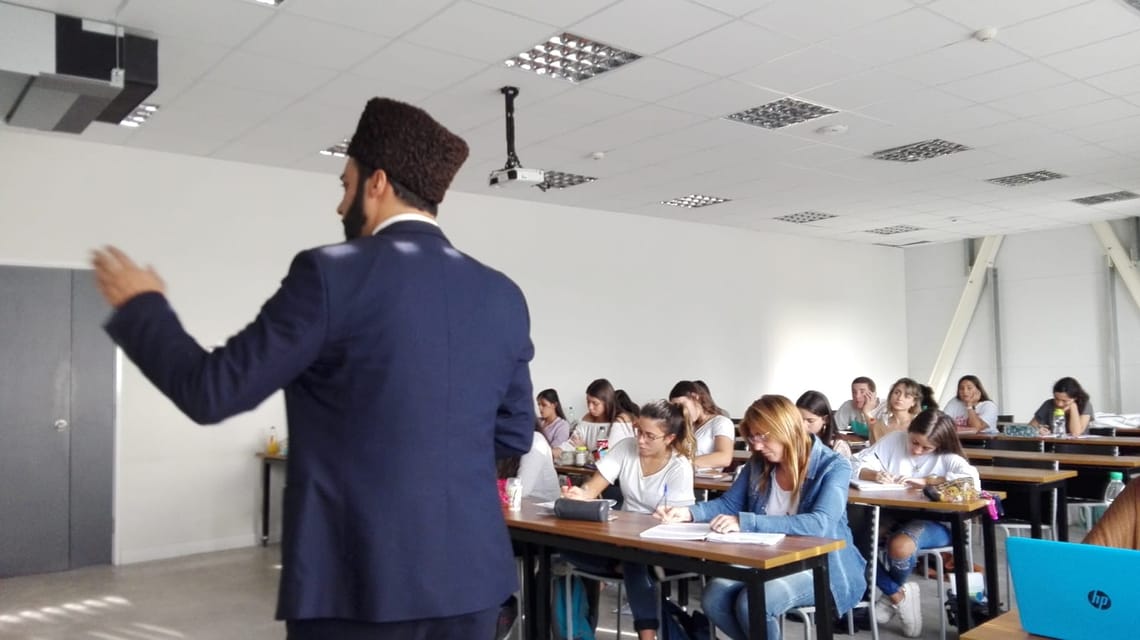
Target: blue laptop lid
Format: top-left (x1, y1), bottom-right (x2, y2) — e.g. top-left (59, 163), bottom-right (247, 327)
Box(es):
top-left (1008, 537), bottom-right (1140, 640)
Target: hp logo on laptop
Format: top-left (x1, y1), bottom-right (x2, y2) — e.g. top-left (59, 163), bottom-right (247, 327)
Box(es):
top-left (1087, 590), bottom-right (1112, 610)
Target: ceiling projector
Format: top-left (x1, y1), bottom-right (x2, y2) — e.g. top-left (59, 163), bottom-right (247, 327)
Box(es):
top-left (488, 86), bottom-right (545, 188)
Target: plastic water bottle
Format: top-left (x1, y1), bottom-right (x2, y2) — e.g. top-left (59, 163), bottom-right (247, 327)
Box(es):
top-left (567, 405), bottom-right (578, 428)
top-left (1105, 472), bottom-right (1125, 506)
top-left (1051, 408), bottom-right (1066, 436)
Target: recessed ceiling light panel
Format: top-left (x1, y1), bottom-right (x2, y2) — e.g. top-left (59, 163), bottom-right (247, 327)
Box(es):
top-left (871, 139), bottom-right (970, 162)
top-left (319, 137), bottom-right (349, 158)
top-left (118, 103), bottom-right (158, 128)
top-left (661, 194), bottom-right (731, 208)
top-left (537, 170), bottom-right (596, 191)
top-left (725, 97), bottom-right (838, 130)
top-left (986, 169), bottom-right (1066, 187)
top-left (504, 33), bottom-right (640, 84)
top-left (775, 211), bottom-right (838, 224)
top-left (1072, 190), bottom-right (1140, 205)
top-left (866, 224), bottom-right (922, 235)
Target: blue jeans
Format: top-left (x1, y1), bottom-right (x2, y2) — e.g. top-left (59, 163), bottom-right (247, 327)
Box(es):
top-left (700, 570), bottom-right (815, 640)
top-left (875, 519), bottom-right (951, 596)
top-left (561, 553), bottom-right (663, 631)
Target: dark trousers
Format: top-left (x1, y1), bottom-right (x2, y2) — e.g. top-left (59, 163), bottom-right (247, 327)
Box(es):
top-left (285, 606), bottom-right (498, 640)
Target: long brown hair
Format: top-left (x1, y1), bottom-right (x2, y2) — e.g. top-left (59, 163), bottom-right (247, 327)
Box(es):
top-left (585, 378), bottom-right (618, 423)
top-left (669, 380), bottom-right (720, 423)
top-left (638, 399), bottom-right (696, 460)
top-left (908, 409), bottom-right (965, 457)
top-left (738, 395), bottom-right (812, 506)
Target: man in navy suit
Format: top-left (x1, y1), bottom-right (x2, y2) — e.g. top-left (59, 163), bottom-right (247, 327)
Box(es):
top-left (92, 98), bottom-right (536, 639)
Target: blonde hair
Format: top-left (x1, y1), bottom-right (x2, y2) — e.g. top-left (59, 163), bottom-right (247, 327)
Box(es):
top-left (738, 395), bottom-right (812, 505)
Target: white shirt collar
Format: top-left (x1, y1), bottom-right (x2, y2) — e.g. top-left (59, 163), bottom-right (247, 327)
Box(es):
top-left (372, 212), bottom-right (439, 235)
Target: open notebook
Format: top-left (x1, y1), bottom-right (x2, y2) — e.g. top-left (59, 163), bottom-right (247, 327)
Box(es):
top-left (639, 523), bottom-right (785, 545)
top-left (850, 479), bottom-right (907, 491)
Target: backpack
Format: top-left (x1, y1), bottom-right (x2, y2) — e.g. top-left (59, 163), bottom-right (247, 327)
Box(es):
top-left (661, 598), bottom-right (712, 640)
top-left (553, 575), bottom-right (595, 640)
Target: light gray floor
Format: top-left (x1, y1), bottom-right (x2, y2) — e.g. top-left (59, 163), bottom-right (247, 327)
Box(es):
top-left (0, 522), bottom-right (1086, 640)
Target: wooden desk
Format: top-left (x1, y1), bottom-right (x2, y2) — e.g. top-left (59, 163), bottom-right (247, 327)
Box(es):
top-left (959, 610), bottom-right (1042, 639)
top-left (554, 463), bottom-right (735, 493)
top-left (848, 488), bottom-right (1001, 631)
top-left (506, 501), bottom-right (844, 640)
top-left (258, 453), bottom-right (286, 547)
top-left (965, 449), bottom-right (1140, 471)
top-left (976, 466), bottom-right (1077, 541)
top-left (960, 433), bottom-right (1140, 450)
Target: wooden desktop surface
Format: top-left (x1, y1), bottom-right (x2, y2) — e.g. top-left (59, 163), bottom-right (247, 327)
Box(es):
top-left (959, 610), bottom-right (1042, 640)
top-left (974, 465), bottom-right (1077, 483)
top-left (961, 433), bottom-right (1140, 448)
top-left (504, 501), bottom-right (843, 571)
top-left (965, 449), bottom-right (1140, 468)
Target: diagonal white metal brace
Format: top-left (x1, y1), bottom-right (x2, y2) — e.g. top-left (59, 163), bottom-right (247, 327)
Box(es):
top-left (1092, 221), bottom-right (1140, 316)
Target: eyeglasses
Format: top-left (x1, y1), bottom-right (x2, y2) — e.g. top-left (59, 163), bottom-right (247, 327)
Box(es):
top-left (634, 429), bottom-right (666, 442)
top-left (745, 432), bottom-right (771, 444)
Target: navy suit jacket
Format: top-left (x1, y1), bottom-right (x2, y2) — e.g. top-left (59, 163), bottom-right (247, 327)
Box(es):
top-left (106, 220), bottom-right (536, 622)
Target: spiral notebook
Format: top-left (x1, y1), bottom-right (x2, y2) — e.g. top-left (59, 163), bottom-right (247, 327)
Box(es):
top-left (639, 523), bottom-right (784, 545)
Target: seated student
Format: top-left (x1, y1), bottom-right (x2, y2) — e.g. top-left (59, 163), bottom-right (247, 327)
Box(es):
top-left (562, 379), bottom-right (635, 454)
top-left (615, 389), bottom-right (640, 424)
top-left (656, 395), bottom-right (866, 640)
top-left (694, 380), bottom-right (732, 417)
top-left (537, 388), bottom-right (572, 449)
top-left (871, 378), bottom-right (937, 444)
top-left (1085, 479), bottom-right (1140, 550)
top-left (562, 400), bottom-right (696, 640)
top-left (497, 428), bottom-right (561, 503)
top-left (796, 390), bottom-right (852, 458)
top-left (670, 380), bottom-right (736, 470)
top-left (1029, 376), bottom-right (1094, 436)
top-left (854, 409), bottom-right (979, 638)
top-left (942, 375), bottom-right (999, 434)
top-left (834, 376), bottom-right (886, 439)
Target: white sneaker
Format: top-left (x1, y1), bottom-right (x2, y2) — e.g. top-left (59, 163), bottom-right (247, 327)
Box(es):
top-left (897, 582), bottom-right (923, 638)
top-left (874, 594), bottom-right (896, 625)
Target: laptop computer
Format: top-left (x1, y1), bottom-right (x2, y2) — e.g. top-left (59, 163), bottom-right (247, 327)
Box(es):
top-left (1008, 537), bottom-right (1140, 639)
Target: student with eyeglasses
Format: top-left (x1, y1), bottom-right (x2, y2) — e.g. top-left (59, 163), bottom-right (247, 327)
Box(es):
top-left (656, 395), bottom-right (866, 640)
top-left (853, 409), bottom-right (979, 637)
top-left (560, 400), bottom-right (696, 640)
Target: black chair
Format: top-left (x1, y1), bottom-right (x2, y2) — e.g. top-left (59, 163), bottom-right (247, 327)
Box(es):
top-left (1087, 426), bottom-right (1116, 437)
top-left (991, 456), bottom-right (1060, 600)
top-left (1053, 443), bottom-right (1118, 530)
top-left (990, 438), bottom-right (1045, 453)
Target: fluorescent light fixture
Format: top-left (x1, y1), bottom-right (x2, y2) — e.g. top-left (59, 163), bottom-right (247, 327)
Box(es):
top-left (536, 170), bottom-right (596, 191)
top-left (118, 103), bottom-right (158, 128)
top-left (661, 194), bottom-right (730, 208)
top-left (871, 139), bottom-right (970, 162)
top-left (248, 0), bottom-right (286, 5)
top-left (866, 224), bottom-right (922, 235)
top-left (986, 169), bottom-right (1066, 187)
top-left (725, 98), bottom-right (838, 130)
top-left (504, 33), bottom-right (640, 84)
top-left (1071, 190), bottom-right (1139, 205)
top-left (775, 211), bottom-right (838, 224)
top-left (319, 137), bottom-right (350, 158)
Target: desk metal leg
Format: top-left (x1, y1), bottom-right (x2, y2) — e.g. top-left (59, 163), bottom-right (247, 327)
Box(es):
top-left (536, 546), bottom-right (551, 640)
top-left (746, 573), bottom-right (769, 640)
top-left (981, 515), bottom-right (1000, 619)
top-left (1028, 485), bottom-right (1043, 539)
top-left (260, 460), bottom-right (271, 547)
top-left (951, 517), bottom-right (973, 630)
top-left (522, 544), bottom-right (537, 640)
top-left (813, 561), bottom-right (834, 640)
top-left (1056, 482), bottom-right (1070, 542)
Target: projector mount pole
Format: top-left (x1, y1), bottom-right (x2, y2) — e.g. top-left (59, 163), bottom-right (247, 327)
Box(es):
top-left (500, 86), bottom-right (521, 170)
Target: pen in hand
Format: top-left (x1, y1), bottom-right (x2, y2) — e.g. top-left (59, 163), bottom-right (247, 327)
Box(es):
top-left (656, 483), bottom-right (669, 512)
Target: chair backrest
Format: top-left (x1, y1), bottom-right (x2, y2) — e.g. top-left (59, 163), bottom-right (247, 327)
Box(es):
top-left (734, 436), bottom-right (747, 451)
top-left (991, 438), bottom-right (1046, 453)
top-left (1054, 442), bottom-right (1119, 456)
top-left (997, 414), bottom-right (1015, 424)
top-left (1088, 426), bottom-right (1117, 437)
top-left (993, 457), bottom-right (1059, 471)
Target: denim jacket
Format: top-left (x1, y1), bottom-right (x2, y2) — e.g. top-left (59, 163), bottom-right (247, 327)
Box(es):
top-left (689, 436), bottom-right (867, 614)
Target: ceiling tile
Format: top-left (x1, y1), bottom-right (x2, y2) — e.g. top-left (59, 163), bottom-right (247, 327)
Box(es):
top-left (404, 2), bottom-right (557, 63)
top-left (584, 57), bottom-right (718, 103)
top-left (733, 45), bottom-right (868, 94)
top-left (351, 41), bottom-right (489, 91)
top-left (856, 88), bottom-right (975, 125)
top-left (1063, 111), bottom-right (1140, 143)
top-left (742, 0), bottom-right (911, 43)
top-left (1030, 98), bottom-right (1140, 132)
top-left (240, 13), bottom-right (388, 70)
top-left (570, 0), bottom-right (732, 55)
top-left (657, 21), bottom-right (806, 77)
top-left (883, 40), bottom-right (1027, 85)
top-left (1086, 64), bottom-right (1140, 96)
top-left (925, 0), bottom-right (1094, 29)
top-left (986, 82), bottom-right (1111, 118)
top-left (823, 8), bottom-right (971, 67)
top-left (530, 88), bottom-right (645, 124)
top-left (14, 0), bottom-right (124, 20)
top-left (659, 79), bottom-right (783, 117)
top-left (314, 73), bottom-right (434, 110)
top-left (118, 0), bottom-right (275, 47)
top-left (690, 0), bottom-right (778, 16)
top-left (541, 105), bottom-right (705, 152)
top-left (146, 36), bottom-right (233, 104)
top-left (800, 70), bottom-right (927, 112)
top-left (939, 61), bottom-right (1071, 103)
top-left (282, 0), bottom-right (456, 37)
top-left (207, 50), bottom-right (338, 97)
top-left (469, 0), bottom-right (621, 26)
top-left (1041, 30), bottom-right (1140, 80)
top-left (998, 1), bottom-right (1140, 58)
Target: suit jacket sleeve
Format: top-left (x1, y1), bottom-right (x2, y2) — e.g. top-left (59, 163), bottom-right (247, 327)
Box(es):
top-left (105, 251), bottom-right (328, 424)
top-left (494, 328), bottom-right (535, 458)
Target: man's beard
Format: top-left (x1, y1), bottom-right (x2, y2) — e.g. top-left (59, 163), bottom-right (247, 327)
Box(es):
top-left (342, 178), bottom-right (368, 241)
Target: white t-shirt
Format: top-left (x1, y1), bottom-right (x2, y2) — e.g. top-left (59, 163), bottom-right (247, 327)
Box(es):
top-left (519, 432), bottom-right (561, 502)
top-left (694, 415), bottom-right (736, 456)
top-left (855, 431), bottom-right (980, 487)
top-left (835, 399), bottom-right (888, 435)
top-left (764, 470), bottom-right (800, 516)
top-left (942, 398), bottom-right (999, 433)
top-left (595, 439), bottom-right (695, 514)
top-left (560, 420), bottom-right (634, 452)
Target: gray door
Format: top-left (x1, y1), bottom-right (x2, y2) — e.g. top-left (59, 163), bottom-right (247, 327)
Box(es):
top-left (0, 266), bottom-right (114, 577)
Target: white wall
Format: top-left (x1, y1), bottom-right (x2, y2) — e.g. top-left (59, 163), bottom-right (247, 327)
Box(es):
top-left (0, 129), bottom-right (907, 563)
top-left (905, 222), bottom-right (1140, 420)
